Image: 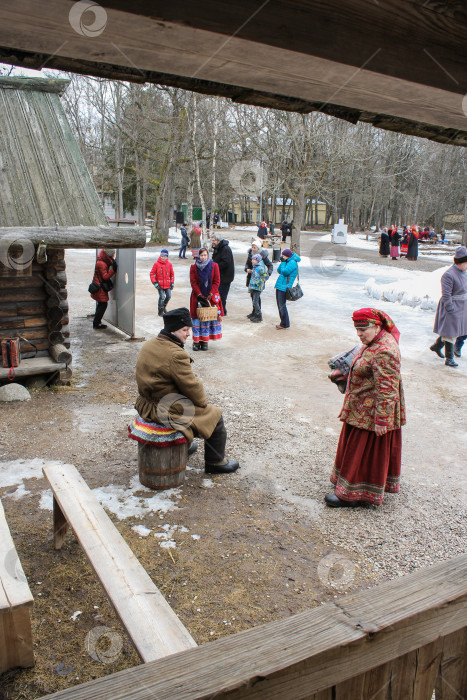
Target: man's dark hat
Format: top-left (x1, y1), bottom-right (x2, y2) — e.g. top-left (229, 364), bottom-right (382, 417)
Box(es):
top-left (454, 246), bottom-right (467, 264)
top-left (163, 307), bottom-right (193, 332)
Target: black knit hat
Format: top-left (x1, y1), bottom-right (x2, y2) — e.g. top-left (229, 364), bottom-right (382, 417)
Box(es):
top-left (163, 307), bottom-right (193, 332)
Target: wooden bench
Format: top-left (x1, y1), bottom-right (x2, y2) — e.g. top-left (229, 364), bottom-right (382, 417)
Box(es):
top-left (0, 499), bottom-right (34, 673)
top-left (42, 463), bottom-right (197, 662)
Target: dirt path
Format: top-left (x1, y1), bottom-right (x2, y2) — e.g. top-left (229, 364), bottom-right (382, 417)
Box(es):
top-left (1, 230), bottom-right (465, 698)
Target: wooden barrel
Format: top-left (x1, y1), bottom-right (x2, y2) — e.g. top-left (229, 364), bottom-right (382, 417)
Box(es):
top-left (138, 442), bottom-right (188, 490)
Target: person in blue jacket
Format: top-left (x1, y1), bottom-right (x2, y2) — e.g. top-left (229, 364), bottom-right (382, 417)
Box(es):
top-left (274, 248), bottom-right (301, 329)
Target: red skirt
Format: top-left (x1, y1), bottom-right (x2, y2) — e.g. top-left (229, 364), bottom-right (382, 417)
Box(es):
top-left (331, 423), bottom-right (401, 505)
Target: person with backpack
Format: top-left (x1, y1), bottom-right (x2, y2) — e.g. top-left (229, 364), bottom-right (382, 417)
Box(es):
top-left (150, 249), bottom-right (174, 316)
top-left (90, 248), bottom-right (117, 329)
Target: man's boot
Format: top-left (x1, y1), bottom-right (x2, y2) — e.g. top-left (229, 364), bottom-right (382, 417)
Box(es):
top-left (247, 312), bottom-right (255, 319)
top-left (430, 337), bottom-right (445, 358)
top-left (454, 340), bottom-right (462, 358)
top-left (250, 312), bottom-right (262, 323)
top-left (188, 440), bottom-right (198, 456)
top-left (444, 342), bottom-right (459, 367)
top-left (192, 342), bottom-right (200, 351)
top-left (205, 459), bottom-right (240, 474)
top-left (200, 341), bottom-right (208, 351)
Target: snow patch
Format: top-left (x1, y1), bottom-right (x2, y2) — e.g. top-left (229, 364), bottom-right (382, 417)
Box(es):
top-left (92, 475), bottom-right (181, 520)
top-left (364, 266), bottom-right (447, 310)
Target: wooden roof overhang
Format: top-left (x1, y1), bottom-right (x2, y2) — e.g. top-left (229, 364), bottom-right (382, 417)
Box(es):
top-left (0, 0), bottom-right (466, 145)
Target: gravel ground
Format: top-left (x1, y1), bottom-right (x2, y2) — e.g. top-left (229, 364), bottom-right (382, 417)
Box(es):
top-left (0, 229), bottom-right (465, 697)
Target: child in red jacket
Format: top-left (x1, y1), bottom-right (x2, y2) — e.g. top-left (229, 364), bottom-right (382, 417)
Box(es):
top-left (150, 249), bottom-right (175, 316)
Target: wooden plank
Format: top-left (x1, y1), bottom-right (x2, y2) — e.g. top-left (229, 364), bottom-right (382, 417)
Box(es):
top-left (0, 356), bottom-right (65, 379)
top-left (1, 2), bottom-right (467, 145)
top-left (0, 606), bottom-right (35, 674)
top-left (0, 501), bottom-right (34, 609)
top-left (41, 555), bottom-right (467, 700)
top-left (52, 496), bottom-right (69, 550)
top-left (435, 628), bottom-right (467, 700)
top-left (0, 226), bottom-right (146, 248)
top-left (42, 463), bottom-right (197, 663)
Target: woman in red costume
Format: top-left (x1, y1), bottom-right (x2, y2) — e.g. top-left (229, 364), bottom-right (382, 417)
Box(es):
top-left (325, 308), bottom-right (406, 507)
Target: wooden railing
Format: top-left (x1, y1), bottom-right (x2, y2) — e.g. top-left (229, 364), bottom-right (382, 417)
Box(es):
top-left (42, 553), bottom-right (467, 699)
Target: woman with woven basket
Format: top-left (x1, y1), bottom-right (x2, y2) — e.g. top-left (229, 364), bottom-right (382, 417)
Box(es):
top-left (189, 247), bottom-right (223, 351)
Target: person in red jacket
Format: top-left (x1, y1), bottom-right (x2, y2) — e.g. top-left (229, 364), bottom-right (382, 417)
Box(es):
top-left (149, 249), bottom-right (175, 316)
top-left (90, 249), bottom-right (117, 329)
top-left (189, 247), bottom-right (223, 351)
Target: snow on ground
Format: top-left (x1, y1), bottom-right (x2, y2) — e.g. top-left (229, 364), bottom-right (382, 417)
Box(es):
top-left (364, 266), bottom-right (447, 311)
top-left (0, 459), bottom-right (182, 518)
top-left (318, 232), bottom-right (378, 251)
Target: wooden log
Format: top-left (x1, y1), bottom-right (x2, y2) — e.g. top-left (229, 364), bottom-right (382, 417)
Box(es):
top-left (48, 330), bottom-right (64, 345)
top-left (45, 260), bottom-right (66, 275)
top-left (0, 326), bottom-right (47, 340)
top-left (58, 366), bottom-right (73, 383)
top-left (0, 226), bottom-right (146, 249)
top-left (138, 443), bottom-right (188, 491)
top-left (48, 249), bottom-right (65, 262)
top-left (0, 276), bottom-right (44, 288)
top-left (18, 339), bottom-right (49, 352)
top-left (48, 344), bottom-right (72, 364)
top-left (435, 628), bottom-right (467, 700)
top-left (46, 297), bottom-right (68, 311)
top-left (0, 301), bottom-right (46, 318)
top-left (0, 288), bottom-right (47, 302)
top-left (21, 349), bottom-right (50, 359)
top-left (0, 316), bottom-right (46, 330)
top-left (46, 306), bottom-right (64, 324)
top-left (47, 315), bottom-right (69, 331)
top-left (0, 259), bottom-right (32, 278)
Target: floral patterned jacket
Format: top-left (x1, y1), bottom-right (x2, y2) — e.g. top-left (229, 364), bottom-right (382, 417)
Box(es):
top-left (339, 329), bottom-right (406, 431)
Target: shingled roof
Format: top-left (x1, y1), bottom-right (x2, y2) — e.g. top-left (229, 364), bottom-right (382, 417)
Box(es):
top-left (0, 76), bottom-right (108, 227)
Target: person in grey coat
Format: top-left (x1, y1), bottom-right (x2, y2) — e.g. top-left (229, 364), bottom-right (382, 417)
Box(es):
top-left (430, 246), bottom-right (467, 367)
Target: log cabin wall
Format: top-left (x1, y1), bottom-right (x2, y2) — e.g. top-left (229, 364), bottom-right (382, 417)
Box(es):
top-left (0, 247), bottom-right (72, 384)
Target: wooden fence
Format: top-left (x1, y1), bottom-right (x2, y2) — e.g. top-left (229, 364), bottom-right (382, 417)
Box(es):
top-left (43, 553), bottom-right (467, 700)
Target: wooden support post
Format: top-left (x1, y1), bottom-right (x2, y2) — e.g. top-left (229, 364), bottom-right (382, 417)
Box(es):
top-left (53, 496), bottom-right (69, 550)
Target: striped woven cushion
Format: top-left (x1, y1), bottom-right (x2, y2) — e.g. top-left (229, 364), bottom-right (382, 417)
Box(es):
top-left (128, 415), bottom-right (187, 447)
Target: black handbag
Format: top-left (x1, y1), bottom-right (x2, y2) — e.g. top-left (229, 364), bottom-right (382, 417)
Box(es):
top-left (88, 281), bottom-right (100, 294)
top-left (101, 278), bottom-right (114, 292)
top-left (286, 270), bottom-right (303, 301)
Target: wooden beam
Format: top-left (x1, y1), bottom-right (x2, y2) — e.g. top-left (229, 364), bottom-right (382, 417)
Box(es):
top-left (41, 554), bottom-right (467, 699)
top-left (0, 76), bottom-right (69, 94)
top-left (0, 356), bottom-right (66, 380)
top-left (0, 227), bottom-right (146, 249)
top-left (0, 1), bottom-right (466, 144)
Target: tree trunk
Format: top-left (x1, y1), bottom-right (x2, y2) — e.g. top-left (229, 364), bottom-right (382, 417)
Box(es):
top-left (191, 95), bottom-right (207, 245)
top-left (210, 98), bottom-right (220, 226)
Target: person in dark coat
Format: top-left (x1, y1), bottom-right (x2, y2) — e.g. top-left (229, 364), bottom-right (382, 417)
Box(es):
top-left (211, 234), bottom-right (235, 315)
top-left (135, 307), bottom-right (239, 473)
top-left (407, 226), bottom-right (419, 261)
top-left (179, 223), bottom-right (190, 258)
top-left (390, 229), bottom-right (401, 259)
top-left (430, 246), bottom-right (467, 367)
top-left (257, 221), bottom-right (268, 239)
top-left (244, 238), bottom-right (273, 288)
top-left (379, 228), bottom-right (390, 257)
top-left (280, 220), bottom-right (291, 242)
top-left (90, 248), bottom-right (117, 329)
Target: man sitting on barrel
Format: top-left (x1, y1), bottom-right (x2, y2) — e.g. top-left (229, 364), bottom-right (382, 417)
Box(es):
top-left (135, 308), bottom-right (240, 474)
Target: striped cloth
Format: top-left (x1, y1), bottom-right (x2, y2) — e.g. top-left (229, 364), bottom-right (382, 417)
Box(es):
top-left (128, 414), bottom-right (187, 447)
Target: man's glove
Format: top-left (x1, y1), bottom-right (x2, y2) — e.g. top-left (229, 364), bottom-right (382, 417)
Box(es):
top-left (170, 284), bottom-right (174, 289)
top-left (154, 282), bottom-right (159, 289)
top-left (112, 260), bottom-right (118, 271)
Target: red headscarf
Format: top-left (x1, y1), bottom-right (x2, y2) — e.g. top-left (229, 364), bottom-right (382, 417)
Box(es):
top-left (352, 308), bottom-right (400, 343)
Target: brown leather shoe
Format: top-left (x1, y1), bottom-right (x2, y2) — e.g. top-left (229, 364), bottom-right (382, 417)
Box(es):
top-left (276, 325), bottom-right (288, 330)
